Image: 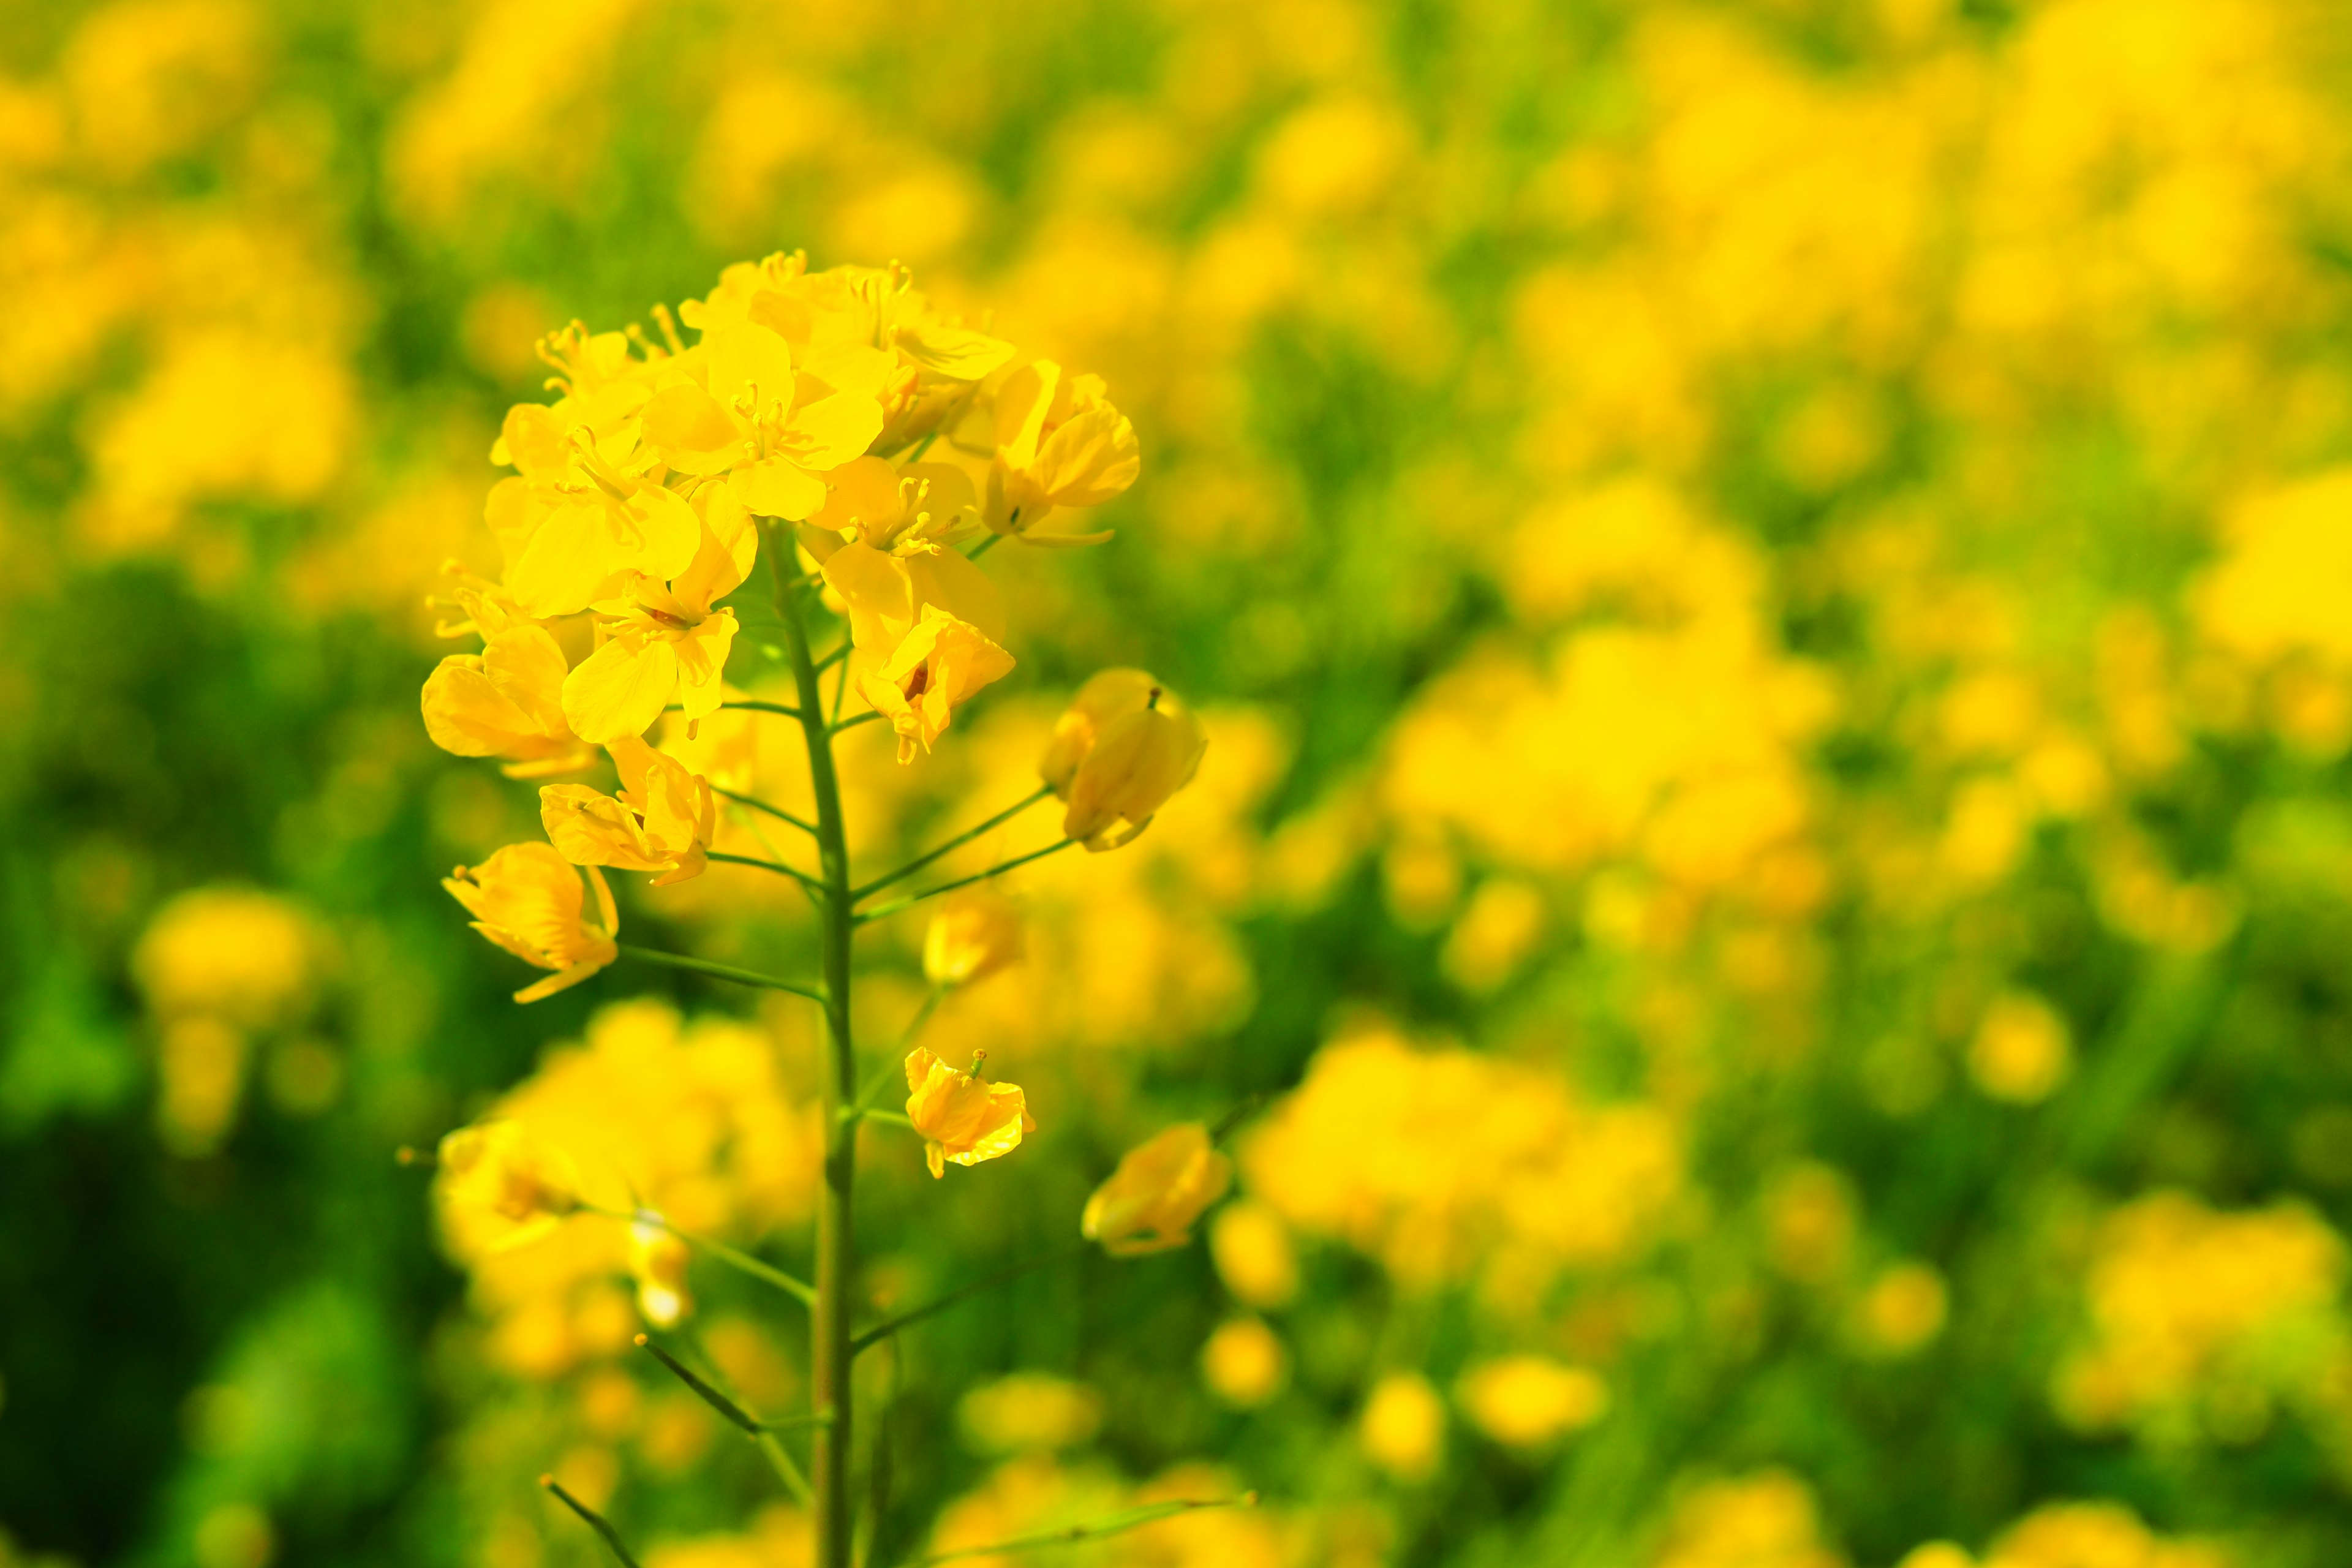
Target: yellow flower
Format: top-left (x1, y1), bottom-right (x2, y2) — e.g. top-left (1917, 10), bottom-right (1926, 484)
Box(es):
top-left (855, 606), bottom-right (1017, 764)
top-left (560, 485), bottom-right (757, 745)
top-left (815, 532), bottom-right (1005, 654)
top-left (628, 1215), bottom-right (692, 1327)
top-left (903, 1047), bottom-right (1036, 1179)
top-left (1457, 1356), bottom-right (1608, 1449)
top-left (487, 427), bottom-right (703, 619)
top-left (983, 360), bottom-right (1139, 546)
top-left (1360, 1371), bottom-right (1445, 1482)
top-left (808, 456), bottom-right (981, 552)
top-left (1039, 669), bottom-right (1208, 851)
top-left (1081, 1123), bottom-right (1233, 1256)
top-left (423, 624), bottom-right (597, 778)
top-left (435, 1119), bottom-right (581, 1252)
top-left (443, 842), bottom-right (620, 1002)
top-left (923, 888), bottom-right (1025, 987)
top-left (540, 736), bottom-right (717, 887)
top-left (1202, 1316), bottom-right (1287, 1407)
top-left (641, 321), bottom-right (886, 519)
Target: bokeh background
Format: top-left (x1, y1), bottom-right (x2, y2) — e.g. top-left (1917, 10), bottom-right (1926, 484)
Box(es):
top-left (6, 0), bottom-right (2352, 1565)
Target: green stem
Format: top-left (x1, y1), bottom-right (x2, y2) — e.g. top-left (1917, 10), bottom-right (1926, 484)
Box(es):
top-left (715, 785), bottom-right (818, 838)
top-left (769, 521), bottom-right (860, 1568)
top-left (708, 850), bottom-right (826, 894)
top-left (856, 840), bottom-right (1079, 925)
top-left (896, 1495), bottom-right (1253, 1566)
top-left (967, 533), bottom-right (1002, 561)
top-left (859, 1110), bottom-right (915, 1131)
top-left (616, 944), bottom-right (824, 1003)
top-left (851, 1244), bottom-right (1088, 1355)
top-left (723, 699), bottom-right (804, 718)
top-left (541, 1477), bottom-right (644, 1568)
top-left (757, 1431), bottom-right (817, 1508)
top-left (831, 710), bottom-right (884, 736)
top-left (852, 787), bottom-right (1054, 903)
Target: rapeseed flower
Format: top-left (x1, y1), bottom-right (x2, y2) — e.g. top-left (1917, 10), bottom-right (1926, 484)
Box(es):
top-left (923, 889), bottom-right (1025, 987)
top-left (641, 321), bottom-right (885, 520)
top-left (982, 360), bottom-right (1139, 546)
top-left (1039, 669), bottom-right (1208, 850)
top-left (561, 486), bottom-right (758, 744)
top-left (423, 624), bottom-right (597, 778)
top-left (435, 1119), bottom-right (582, 1252)
top-left (903, 1047), bottom-right (1035, 1179)
top-left (1081, 1123), bottom-right (1232, 1256)
top-left (443, 843), bottom-right (620, 1001)
top-left (540, 737), bottom-right (716, 886)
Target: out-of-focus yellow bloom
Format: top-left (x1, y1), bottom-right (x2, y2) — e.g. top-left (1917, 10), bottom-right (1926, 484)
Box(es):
top-left (157, 1014), bottom-right (249, 1156)
top-left (628, 1215), bottom-right (692, 1327)
top-left (1981, 1502), bottom-right (2227, 1568)
top-left (435, 1120), bottom-right (582, 1253)
top-left (1201, 1316), bottom-right (1286, 1408)
top-left (1457, 1357), bottom-right (1608, 1449)
top-left (957, 1374), bottom-right (1103, 1454)
top-left (423, 624), bottom-right (597, 778)
top-left (1969, 992), bottom-right (2073, 1104)
top-left (983, 360), bottom-right (1139, 546)
top-left (1081, 1123), bottom-right (1233, 1256)
top-left (1039, 668), bottom-right (1208, 851)
top-left (443, 842), bottom-right (620, 1002)
top-left (1210, 1199), bottom-right (1299, 1309)
top-left (134, 886), bottom-right (317, 1028)
top-left (856, 606), bottom-right (1017, 765)
top-left (1360, 1371), bottom-right (1444, 1482)
top-left (1653, 1472), bottom-right (1840, 1568)
top-left (903, 1047), bottom-right (1036, 1179)
top-left (641, 321), bottom-right (886, 520)
top-left (923, 888), bottom-right (1025, 987)
top-left (1856, 1262), bottom-right (1950, 1357)
top-left (541, 737), bottom-right (717, 887)
top-left (562, 487), bottom-right (758, 744)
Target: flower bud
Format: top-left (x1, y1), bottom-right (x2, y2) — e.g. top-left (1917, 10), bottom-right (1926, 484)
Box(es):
top-left (1040, 669), bottom-right (1207, 851)
top-left (924, 889), bottom-right (1026, 987)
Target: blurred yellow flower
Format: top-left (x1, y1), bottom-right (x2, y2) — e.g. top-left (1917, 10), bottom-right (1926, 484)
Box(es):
top-left (435, 1120), bottom-right (582, 1253)
top-left (1652, 1472), bottom-right (1840, 1568)
top-left (903, 1047), bottom-right (1036, 1179)
top-left (134, 885), bottom-right (317, 1028)
top-left (984, 360), bottom-right (1140, 546)
top-left (1359, 1371), bottom-right (1444, 1483)
top-left (1201, 1316), bottom-right (1286, 1408)
top-left (1039, 668), bottom-right (1208, 851)
top-left (1857, 1263), bottom-right (1950, 1358)
top-left (628, 1216), bottom-right (692, 1328)
top-left (1981, 1501), bottom-right (2228, 1568)
top-left (443, 843), bottom-right (620, 1002)
top-left (1209, 1199), bottom-right (1299, 1310)
top-left (1457, 1357), bottom-right (1608, 1449)
top-left (957, 1374), bottom-right (1103, 1455)
top-left (541, 737), bottom-right (717, 888)
top-left (1969, 992), bottom-right (2073, 1104)
top-left (923, 889), bottom-right (1025, 988)
top-left (1081, 1123), bottom-right (1233, 1256)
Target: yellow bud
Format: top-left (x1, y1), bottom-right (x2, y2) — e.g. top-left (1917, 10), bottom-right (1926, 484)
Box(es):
top-left (1082, 1123), bottom-right (1233, 1256)
top-left (923, 889), bottom-right (1025, 987)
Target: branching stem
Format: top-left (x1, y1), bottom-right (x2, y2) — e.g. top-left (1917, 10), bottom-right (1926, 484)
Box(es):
top-left (856, 840), bottom-right (1079, 924)
top-left (616, 944), bottom-right (824, 1003)
top-left (852, 787), bottom-right (1054, 903)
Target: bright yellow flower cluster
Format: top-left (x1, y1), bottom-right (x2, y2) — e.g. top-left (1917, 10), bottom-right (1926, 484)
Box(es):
top-left (1240, 1022), bottom-right (1683, 1294)
top-left (423, 254), bottom-right (1180, 997)
top-left (2053, 1191), bottom-right (2350, 1446)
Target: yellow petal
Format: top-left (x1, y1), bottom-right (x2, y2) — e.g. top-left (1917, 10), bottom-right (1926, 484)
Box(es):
top-left (563, 634), bottom-right (680, 744)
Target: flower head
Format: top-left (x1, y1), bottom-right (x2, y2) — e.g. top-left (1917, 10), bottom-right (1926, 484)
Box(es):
top-left (443, 842), bottom-right (620, 1002)
top-left (641, 321), bottom-right (886, 519)
top-left (540, 736), bottom-right (717, 886)
top-left (903, 1047), bottom-right (1036, 1179)
top-left (435, 1120), bottom-right (581, 1252)
top-left (1082, 1123), bottom-right (1233, 1256)
top-left (984, 360), bottom-right (1140, 546)
top-left (923, 888), bottom-right (1026, 987)
top-left (1040, 669), bottom-right (1208, 850)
